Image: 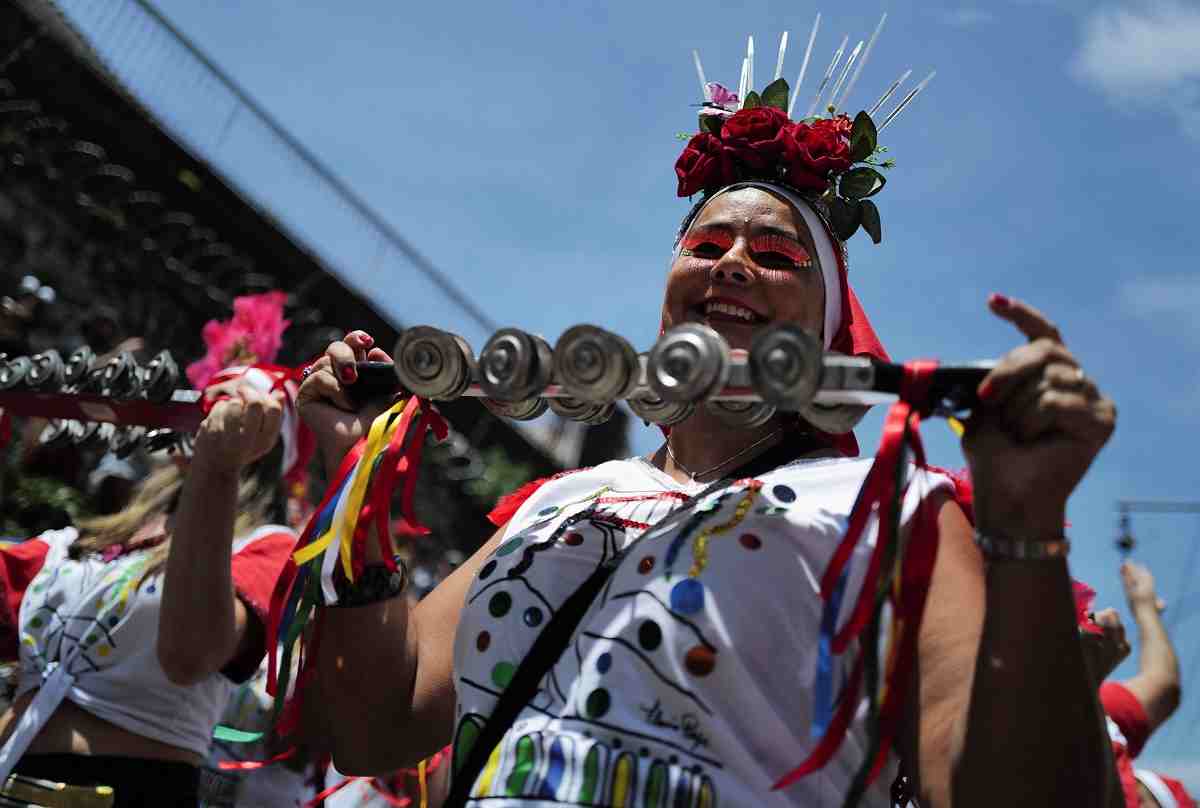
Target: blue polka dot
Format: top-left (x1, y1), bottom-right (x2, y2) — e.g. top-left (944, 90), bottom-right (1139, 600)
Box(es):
top-left (670, 579), bottom-right (705, 615)
top-left (146, 585), bottom-right (156, 594)
top-left (596, 652), bottom-right (612, 674)
top-left (523, 607), bottom-right (544, 627)
top-left (771, 484), bottom-right (796, 504)
top-left (496, 537), bottom-right (524, 556)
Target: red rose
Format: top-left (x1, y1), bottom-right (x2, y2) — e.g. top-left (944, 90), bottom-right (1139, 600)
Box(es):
top-left (720, 106), bottom-right (791, 142)
top-left (675, 133), bottom-right (737, 197)
top-left (780, 118), bottom-right (853, 193)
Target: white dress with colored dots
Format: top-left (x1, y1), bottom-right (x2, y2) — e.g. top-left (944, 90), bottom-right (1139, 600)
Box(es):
top-left (451, 456), bottom-right (949, 807)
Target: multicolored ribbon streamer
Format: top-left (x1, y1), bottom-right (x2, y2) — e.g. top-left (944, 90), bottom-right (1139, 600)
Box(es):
top-left (249, 397), bottom-right (448, 742)
top-left (774, 360), bottom-right (942, 800)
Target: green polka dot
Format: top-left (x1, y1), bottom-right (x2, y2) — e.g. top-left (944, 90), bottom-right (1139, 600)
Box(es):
top-left (491, 661), bottom-right (516, 689)
top-left (585, 688), bottom-right (611, 718)
top-left (488, 591), bottom-right (512, 618)
top-left (496, 537), bottom-right (524, 557)
top-left (29, 617), bottom-right (42, 628)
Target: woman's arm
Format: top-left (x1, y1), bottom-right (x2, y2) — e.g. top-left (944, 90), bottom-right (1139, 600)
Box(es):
top-left (297, 331), bottom-right (500, 774)
top-left (158, 383), bottom-right (283, 686)
top-left (1118, 561), bottom-right (1182, 730)
top-left (900, 295), bottom-right (1120, 808)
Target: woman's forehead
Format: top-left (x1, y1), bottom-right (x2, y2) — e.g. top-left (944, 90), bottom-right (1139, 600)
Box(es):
top-left (692, 188), bottom-right (813, 241)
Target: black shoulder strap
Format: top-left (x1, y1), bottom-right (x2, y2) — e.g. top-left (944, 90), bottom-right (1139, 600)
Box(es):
top-left (443, 472), bottom-right (737, 807)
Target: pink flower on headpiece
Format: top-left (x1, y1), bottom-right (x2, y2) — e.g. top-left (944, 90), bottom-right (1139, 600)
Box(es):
top-left (706, 82), bottom-right (739, 109)
top-left (186, 291), bottom-right (290, 389)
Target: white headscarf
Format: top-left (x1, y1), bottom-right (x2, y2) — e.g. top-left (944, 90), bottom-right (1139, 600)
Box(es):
top-left (673, 181), bottom-right (843, 349)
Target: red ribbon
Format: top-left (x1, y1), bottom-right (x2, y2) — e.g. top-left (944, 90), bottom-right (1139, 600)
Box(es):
top-left (218, 747), bottom-right (297, 771)
top-left (773, 360), bottom-right (940, 792)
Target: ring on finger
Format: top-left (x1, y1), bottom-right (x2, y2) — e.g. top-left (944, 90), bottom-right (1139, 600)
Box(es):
top-left (301, 365), bottom-right (316, 381)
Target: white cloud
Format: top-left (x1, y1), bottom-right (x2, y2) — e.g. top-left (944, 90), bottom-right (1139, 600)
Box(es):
top-left (1071, 0), bottom-right (1200, 138)
top-left (939, 8), bottom-right (996, 27)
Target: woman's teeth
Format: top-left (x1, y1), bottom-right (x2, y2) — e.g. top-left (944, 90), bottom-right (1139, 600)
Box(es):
top-left (704, 301), bottom-right (758, 322)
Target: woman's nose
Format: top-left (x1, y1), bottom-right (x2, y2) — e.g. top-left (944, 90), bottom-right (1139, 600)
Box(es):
top-left (709, 243), bottom-right (756, 285)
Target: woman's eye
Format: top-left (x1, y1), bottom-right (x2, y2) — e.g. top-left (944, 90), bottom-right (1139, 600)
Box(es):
top-left (690, 242), bottom-right (724, 257)
top-left (754, 251), bottom-right (796, 268)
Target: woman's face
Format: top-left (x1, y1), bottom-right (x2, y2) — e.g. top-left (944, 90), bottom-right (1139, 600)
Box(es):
top-left (662, 187), bottom-right (826, 352)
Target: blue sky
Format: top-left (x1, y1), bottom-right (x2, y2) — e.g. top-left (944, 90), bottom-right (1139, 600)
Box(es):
top-left (65, 0), bottom-right (1200, 786)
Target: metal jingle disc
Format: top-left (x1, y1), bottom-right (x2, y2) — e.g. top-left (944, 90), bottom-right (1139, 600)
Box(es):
top-left (94, 422), bottom-right (117, 448)
top-left (481, 396), bottom-right (548, 422)
top-left (63, 345), bottom-right (95, 386)
top-left (27, 350), bottom-right (64, 390)
top-left (553, 325), bottom-right (639, 403)
top-left (705, 399), bottom-right (778, 430)
top-left (748, 322), bottom-right (822, 409)
top-left (628, 394), bottom-right (695, 427)
top-left (110, 425), bottom-right (146, 458)
top-left (101, 351), bottom-right (140, 398)
top-left (478, 328), bottom-right (553, 402)
top-left (393, 326), bottom-right (475, 401)
top-left (646, 324), bottom-right (730, 403)
top-left (38, 419), bottom-right (73, 449)
top-left (141, 350), bottom-right (179, 404)
top-left (0, 356), bottom-right (31, 390)
top-left (547, 396), bottom-right (614, 425)
top-left (71, 419), bottom-right (100, 446)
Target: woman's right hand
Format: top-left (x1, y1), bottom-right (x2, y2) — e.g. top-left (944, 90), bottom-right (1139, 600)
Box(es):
top-left (297, 330), bottom-right (395, 469)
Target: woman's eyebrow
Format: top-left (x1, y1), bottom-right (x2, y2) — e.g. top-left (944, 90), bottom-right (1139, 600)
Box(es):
top-left (750, 224), bottom-right (804, 244)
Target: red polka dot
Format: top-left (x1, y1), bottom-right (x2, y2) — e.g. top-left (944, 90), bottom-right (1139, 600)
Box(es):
top-left (476, 631), bottom-right (491, 652)
top-left (638, 556), bottom-right (655, 574)
top-left (739, 533), bottom-right (762, 550)
top-left (563, 532), bottom-right (584, 546)
top-left (684, 645), bottom-right (716, 676)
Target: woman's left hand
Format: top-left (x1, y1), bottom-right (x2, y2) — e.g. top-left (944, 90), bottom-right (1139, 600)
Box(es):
top-left (963, 294), bottom-right (1117, 537)
top-left (194, 379), bottom-right (285, 475)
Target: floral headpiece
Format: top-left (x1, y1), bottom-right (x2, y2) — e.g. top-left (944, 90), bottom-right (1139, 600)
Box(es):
top-left (676, 17), bottom-right (934, 244)
top-left (186, 290), bottom-right (290, 389)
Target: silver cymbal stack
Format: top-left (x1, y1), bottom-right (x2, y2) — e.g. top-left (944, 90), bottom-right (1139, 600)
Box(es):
top-left (392, 321), bottom-right (850, 429)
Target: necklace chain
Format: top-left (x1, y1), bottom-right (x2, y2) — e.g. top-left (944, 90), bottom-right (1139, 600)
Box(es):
top-left (665, 425), bottom-right (786, 481)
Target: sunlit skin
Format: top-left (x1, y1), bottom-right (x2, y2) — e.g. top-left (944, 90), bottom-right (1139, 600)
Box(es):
top-left (656, 187), bottom-right (828, 481)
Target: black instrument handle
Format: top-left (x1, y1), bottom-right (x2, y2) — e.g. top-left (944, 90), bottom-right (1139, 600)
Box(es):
top-left (343, 361), bottom-right (404, 409)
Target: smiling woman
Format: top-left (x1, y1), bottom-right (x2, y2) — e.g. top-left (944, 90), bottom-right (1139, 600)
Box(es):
top-left (277, 33), bottom-right (1119, 808)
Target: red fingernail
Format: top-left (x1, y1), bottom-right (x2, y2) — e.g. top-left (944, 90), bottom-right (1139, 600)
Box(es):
top-left (341, 366), bottom-right (357, 383)
top-left (989, 293), bottom-right (1011, 309)
top-left (977, 379), bottom-right (995, 401)
top-left (361, 334), bottom-right (374, 347)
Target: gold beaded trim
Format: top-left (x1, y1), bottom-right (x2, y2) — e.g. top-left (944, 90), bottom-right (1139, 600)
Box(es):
top-left (687, 482), bottom-right (763, 578)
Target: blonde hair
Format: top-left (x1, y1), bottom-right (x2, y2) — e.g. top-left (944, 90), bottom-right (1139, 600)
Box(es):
top-left (72, 462), bottom-right (278, 578)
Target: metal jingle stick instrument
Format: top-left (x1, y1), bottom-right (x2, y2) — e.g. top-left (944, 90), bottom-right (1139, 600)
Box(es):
top-left (0, 323), bottom-right (994, 447)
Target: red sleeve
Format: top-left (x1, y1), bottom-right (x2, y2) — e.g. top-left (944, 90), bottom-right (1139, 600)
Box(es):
top-left (1101, 681), bottom-right (1152, 759)
top-left (223, 528), bottom-right (296, 682)
top-left (230, 529), bottom-right (297, 627)
top-left (0, 540), bottom-right (50, 662)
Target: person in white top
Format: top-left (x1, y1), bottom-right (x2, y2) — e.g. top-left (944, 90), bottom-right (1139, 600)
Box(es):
top-left (0, 371), bottom-right (298, 806)
top-left (290, 78), bottom-right (1120, 807)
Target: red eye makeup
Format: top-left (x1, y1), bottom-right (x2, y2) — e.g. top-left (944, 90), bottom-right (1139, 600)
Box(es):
top-left (679, 229), bottom-right (734, 257)
top-left (751, 234), bottom-right (812, 268)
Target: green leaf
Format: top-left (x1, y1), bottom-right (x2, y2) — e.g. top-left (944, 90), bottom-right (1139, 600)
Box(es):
top-left (698, 114), bottom-right (723, 135)
top-left (850, 111), bottom-right (878, 162)
top-left (742, 91), bottom-right (761, 110)
top-left (761, 78), bottom-right (790, 111)
top-left (859, 199), bottom-right (882, 244)
top-left (828, 197), bottom-right (862, 241)
top-left (839, 166), bottom-right (887, 199)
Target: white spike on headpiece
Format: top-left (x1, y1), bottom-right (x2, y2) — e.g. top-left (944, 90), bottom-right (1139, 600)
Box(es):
top-left (827, 39), bottom-right (863, 113)
top-left (806, 34), bottom-right (848, 118)
top-left (837, 13), bottom-right (887, 112)
top-left (869, 69), bottom-right (912, 115)
top-left (737, 57), bottom-right (750, 107)
top-left (788, 12), bottom-right (821, 117)
top-left (879, 70), bottom-right (936, 131)
top-left (693, 50), bottom-right (711, 101)
top-left (773, 31), bottom-right (789, 80)
top-left (746, 35), bottom-right (755, 96)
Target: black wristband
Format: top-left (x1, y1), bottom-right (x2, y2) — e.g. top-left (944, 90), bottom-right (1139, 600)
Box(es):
top-left (329, 555), bottom-right (409, 607)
